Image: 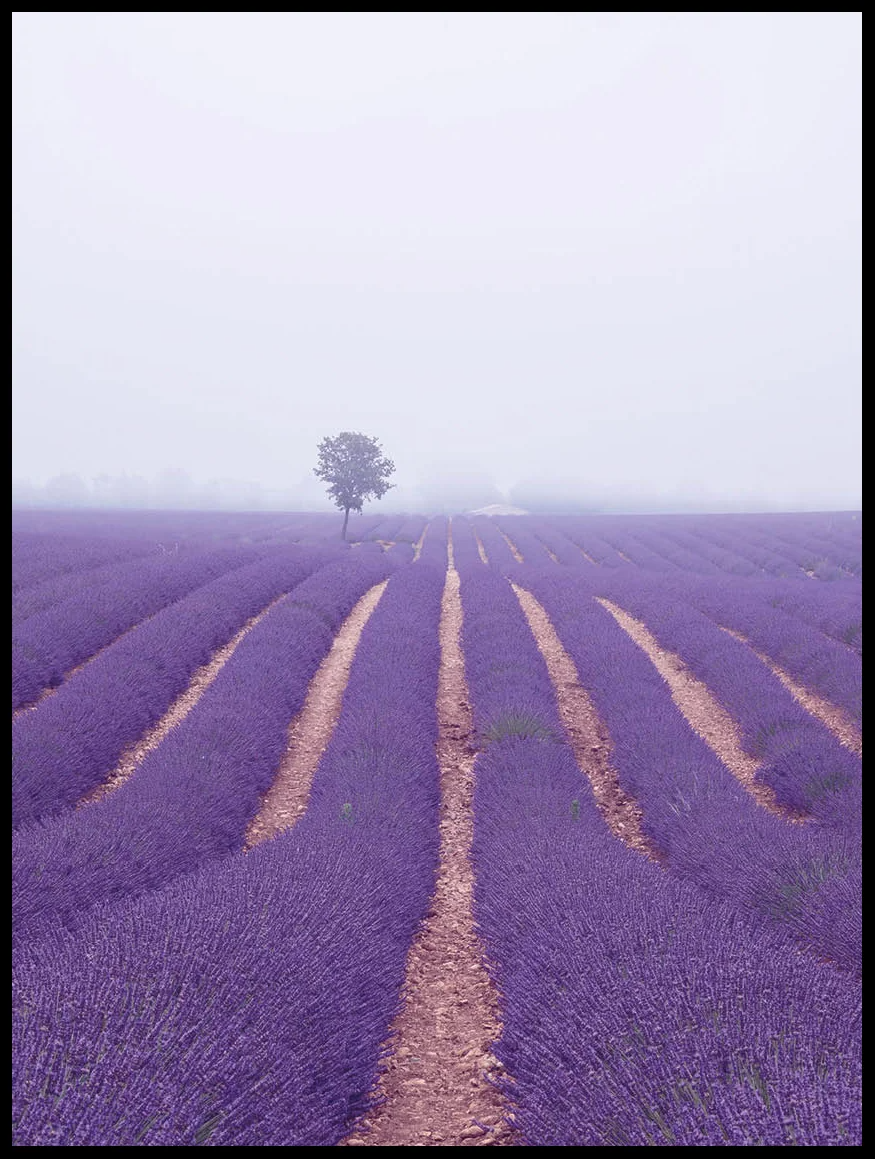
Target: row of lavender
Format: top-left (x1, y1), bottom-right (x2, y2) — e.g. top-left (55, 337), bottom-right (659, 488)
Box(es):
top-left (12, 514), bottom-right (861, 930)
top-left (12, 546), bottom-right (268, 710)
top-left (476, 509), bottom-right (861, 583)
top-left (12, 546), bottom-right (337, 827)
top-left (11, 511), bottom-right (436, 828)
top-left (540, 512), bottom-right (862, 580)
top-left (11, 529), bottom-right (160, 593)
top-left (465, 514), bottom-right (862, 708)
top-left (583, 573), bottom-right (859, 827)
top-left (517, 569), bottom-right (860, 969)
top-left (11, 512), bottom-right (430, 714)
top-left (463, 516), bottom-right (863, 965)
top-left (11, 509), bottom-right (424, 573)
top-left (451, 520), bottom-right (861, 949)
top-left (12, 552), bottom-right (399, 946)
top-left (461, 514), bottom-right (866, 709)
top-left (454, 553), bottom-right (860, 1145)
top-left (13, 524), bottom-right (451, 1145)
top-left (12, 506), bottom-right (860, 579)
top-left (11, 508), bottom-right (344, 554)
top-left (12, 513), bottom-right (860, 1145)
top-left (12, 510), bottom-right (860, 664)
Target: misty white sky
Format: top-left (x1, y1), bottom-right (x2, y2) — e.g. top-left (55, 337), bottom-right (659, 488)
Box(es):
top-left (12, 12), bottom-right (861, 509)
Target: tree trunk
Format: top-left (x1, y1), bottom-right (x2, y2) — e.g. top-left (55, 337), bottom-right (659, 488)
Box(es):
top-left (341, 507), bottom-right (350, 541)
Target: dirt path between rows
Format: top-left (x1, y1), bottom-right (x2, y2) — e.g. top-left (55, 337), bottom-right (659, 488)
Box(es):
top-left (245, 581), bottom-right (389, 848)
top-left (341, 527), bottom-right (509, 1148)
top-left (595, 598), bottom-right (796, 820)
top-left (13, 606), bottom-right (169, 722)
top-left (720, 627), bottom-right (862, 758)
top-left (511, 584), bottom-right (657, 859)
top-left (413, 523), bottom-right (430, 562)
top-left (79, 594), bottom-right (291, 806)
top-left (498, 530), bottom-right (524, 564)
top-left (12, 684), bottom-right (54, 721)
top-left (473, 528), bottom-right (489, 565)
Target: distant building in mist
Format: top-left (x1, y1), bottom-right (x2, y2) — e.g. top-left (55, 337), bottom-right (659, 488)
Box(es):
top-left (414, 471), bottom-right (508, 514)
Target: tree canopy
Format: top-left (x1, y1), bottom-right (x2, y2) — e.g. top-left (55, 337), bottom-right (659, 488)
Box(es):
top-left (313, 431), bottom-right (395, 538)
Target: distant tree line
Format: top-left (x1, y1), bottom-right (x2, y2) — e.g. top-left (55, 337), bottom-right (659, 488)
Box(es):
top-left (11, 471), bottom-right (311, 512)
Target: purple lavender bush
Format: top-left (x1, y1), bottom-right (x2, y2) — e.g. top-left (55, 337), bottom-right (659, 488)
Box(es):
top-left (457, 564), bottom-right (861, 1145)
top-left (12, 546), bottom-right (261, 710)
top-left (513, 568), bottom-right (861, 974)
top-left (13, 554), bottom-right (394, 948)
top-left (594, 571), bottom-right (862, 828)
top-left (12, 562), bottom-right (443, 1146)
top-left (11, 531), bottom-right (157, 595)
top-left (12, 547), bottom-right (336, 829)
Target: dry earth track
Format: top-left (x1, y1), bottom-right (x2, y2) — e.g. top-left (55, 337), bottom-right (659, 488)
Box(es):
top-left (341, 526), bottom-right (509, 1147)
top-left (245, 581), bottom-right (389, 848)
top-left (13, 606), bottom-right (166, 721)
top-left (511, 583), bottom-right (657, 859)
top-left (412, 524), bottom-right (430, 562)
top-left (498, 530), bottom-right (524, 564)
top-left (595, 597), bottom-right (798, 820)
top-left (81, 593), bottom-right (290, 807)
top-left (719, 627), bottom-right (862, 757)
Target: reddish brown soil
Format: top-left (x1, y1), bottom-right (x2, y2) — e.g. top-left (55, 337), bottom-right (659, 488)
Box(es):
top-left (720, 627), bottom-right (862, 757)
top-left (595, 598), bottom-right (799, 820)
top-left (341, 529), bottom-right (510, 1147)
top-left (79, 594), bottom-right (290, 807)
top-left (511, 583), bottom-right (657, 859)
top-left (245, 581), bottom-right (389, 848)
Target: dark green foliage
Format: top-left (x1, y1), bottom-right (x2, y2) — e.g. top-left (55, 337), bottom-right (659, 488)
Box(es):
top-left (313, 432), bottom-right (395, 540)
top-left (480, 712), bottom-right (558, 746)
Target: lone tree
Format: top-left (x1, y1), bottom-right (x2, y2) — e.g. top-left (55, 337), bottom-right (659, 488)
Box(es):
top-left (314, 431), bottom-right (395, 540)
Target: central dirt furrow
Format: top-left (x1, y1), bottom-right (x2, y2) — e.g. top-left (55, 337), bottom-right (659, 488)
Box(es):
top-left (719, 627), bottom-right (862, 757)
top-left (511, 584), bottom-right (656, 859)
top-left (342, 540), bottom-right (508, 1147)
top-left (80, 593), bottom-right (291, 807)
top-left (473, 527), bottom-right (489, 565)
top-left (595, 597), bottom-right (790, 818)
top-left (245, 581), bottom-right (388, 848)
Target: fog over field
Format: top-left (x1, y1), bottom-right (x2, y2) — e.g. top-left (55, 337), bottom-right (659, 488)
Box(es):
top-left (12, 12), bottom-right (861, 513)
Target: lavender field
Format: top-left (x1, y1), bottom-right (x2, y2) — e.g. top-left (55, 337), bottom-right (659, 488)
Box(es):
top-left (11, 508), bottom-right (862, 1147)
